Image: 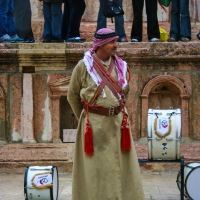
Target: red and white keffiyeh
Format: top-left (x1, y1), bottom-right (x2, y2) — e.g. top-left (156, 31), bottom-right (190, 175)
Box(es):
top-left (83, 28), bottom-right (128, 90)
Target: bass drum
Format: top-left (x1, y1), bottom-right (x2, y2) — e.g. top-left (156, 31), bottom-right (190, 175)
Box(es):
top-left (24, 166), bottom-right (59, 200)
top-left (177, 162), bottom-right (200, 200)
top-left (148, 109), bottom-right (181, 160)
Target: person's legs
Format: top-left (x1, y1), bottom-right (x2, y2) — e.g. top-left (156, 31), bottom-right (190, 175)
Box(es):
top-left (14, 0), bottom-right (34, 41)
top-left (67, 0), bottom-right (85, 39)
top-left (145, 0), bottom-right (160, 40)
top-left (169, 0), bottom-right (180, 41)
top-left (97, 0), bottom-right (106, 31)
top-left (131, 0), bottom-right (144, 41)
top-left (7, 0), bottom-right (16, 37)
top-left (179, 0), bottom-right (191, 40)
top-left (43, 2), bottom-right (52, 41)
top-left (51, 0), bottom-right (62, 40)
top-left (62, 0), bottom-right (70, 40)
top-left (0, 0), bottom-right (9, 37)
top-left (115, 15), bottom-right (127, 40)
top-left (114, 0), bottom-right (126, 40)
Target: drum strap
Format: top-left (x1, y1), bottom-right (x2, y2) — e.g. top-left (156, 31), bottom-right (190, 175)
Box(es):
top-left (83, 55), bottom-right (131, 157)
top-left (92, 54), bottom-right (124, 102)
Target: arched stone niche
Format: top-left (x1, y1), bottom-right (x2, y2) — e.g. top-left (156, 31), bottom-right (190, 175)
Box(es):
top-left (49, 77), bottom-right (77, 143)
top-left (0, 86), bottom-right (6, 143)
top-left (141, 75), bottom-right (190, 138)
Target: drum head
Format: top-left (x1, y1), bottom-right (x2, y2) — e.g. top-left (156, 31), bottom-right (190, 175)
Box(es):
top-left (185, 166), bottom-right (200, 200)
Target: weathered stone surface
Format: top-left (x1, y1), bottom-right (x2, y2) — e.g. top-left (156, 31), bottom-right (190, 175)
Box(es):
top-left (0, 41), bottom-right (200, 173)
top-left (33, 74), bottom-right (51, 142)
top-left (22, 74), bottom-right (36, 143)
top-left (9, 75), bottom-right (22, 142)
top-left (0, 142), bottom-right (200, 172)
top-left (63, 129), bottom-right (76, 143)
top-left (190, 74), bottom-right (200, 140)
top-left (0, 143), bottom-right (74, 173)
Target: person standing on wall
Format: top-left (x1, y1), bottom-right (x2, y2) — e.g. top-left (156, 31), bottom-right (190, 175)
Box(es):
top-left (96, 0), bottom-right (128, 42)
top-left (0, 0), bottom-right (23, 42)
top-left (130, 0), bottom-right (160, 42)
top-left (62, 0), bottom-right (86, 42)
top-left (14, 0), bottom-right (35, 43)
top-left (168, 0), bottom-right (191, 42)
top-left (67, 27), bottom-right (145, 200)
top-left (40, 0), bottom-right (63, 43)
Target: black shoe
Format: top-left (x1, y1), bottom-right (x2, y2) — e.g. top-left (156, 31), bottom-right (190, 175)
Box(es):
top-left (131, 38), bottom-right (140, 42)
top-left (66, 37), bottom-right (85, 43)
top-left (23, 38), bottom-right (35, 43)
top-left (29, 38), bottom-right (35, 43)
top-left (180, 37), bottom-right (190, 42)
top-left (149, 38), bottom-right (160, 42)
top-left (118, 37), bottom-right (128, 42)
top-left (42, 39), bottom-right (51, 43)
top-left (197, 32), bottom-right (200, 40)
top-left (168, 37), bottom-right (176, 42)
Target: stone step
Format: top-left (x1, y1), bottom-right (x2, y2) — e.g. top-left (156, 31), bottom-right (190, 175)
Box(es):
top-left (1, 143), bottom-right (200, 173)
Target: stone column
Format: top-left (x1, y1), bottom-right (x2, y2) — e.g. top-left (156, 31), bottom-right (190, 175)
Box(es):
top-left (22, 74), bottom-right (36, 143)
top-left (0, 96), bottom-right (6, 144)
top-left (141, 95), bottom-right (148, 137)
top-left (51, 95), bottom-right (62, 143)
top-left (181, 96), bottom-right (189, 137)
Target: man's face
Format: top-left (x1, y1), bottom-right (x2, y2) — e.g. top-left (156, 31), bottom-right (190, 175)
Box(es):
top-left (99, 39), bottom-right (118, 57)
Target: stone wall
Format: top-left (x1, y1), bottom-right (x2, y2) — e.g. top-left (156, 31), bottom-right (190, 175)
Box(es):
top-left (0, 42), bottom-right (200, 173)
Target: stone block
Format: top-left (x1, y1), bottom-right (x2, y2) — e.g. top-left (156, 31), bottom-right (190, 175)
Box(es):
top-left (63, 129), bottom-right (76, 143)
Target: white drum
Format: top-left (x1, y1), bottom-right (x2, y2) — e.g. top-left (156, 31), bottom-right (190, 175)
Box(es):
top-left (24, 166), bottom-right (59, 200)
top-left (148, 109), bottom-right (181, 160)
top-left (177, 162), bottom-right (200, 200)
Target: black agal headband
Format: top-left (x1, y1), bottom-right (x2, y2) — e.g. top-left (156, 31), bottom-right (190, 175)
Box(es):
top-left (94, 31), bottom-right (118, 39)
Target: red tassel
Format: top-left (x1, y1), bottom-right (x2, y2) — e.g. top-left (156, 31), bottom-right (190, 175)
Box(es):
top-left (121, 114), bottom-right (131, 152)
top-left (84, 119), bottom-right (94, 156)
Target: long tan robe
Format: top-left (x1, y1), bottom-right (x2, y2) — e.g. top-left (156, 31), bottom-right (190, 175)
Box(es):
top-left (67, 56), bottom-right (145, 200)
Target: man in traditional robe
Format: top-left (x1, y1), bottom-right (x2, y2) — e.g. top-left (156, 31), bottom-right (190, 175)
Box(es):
top-left (67, 28), bottom-right (145, 200)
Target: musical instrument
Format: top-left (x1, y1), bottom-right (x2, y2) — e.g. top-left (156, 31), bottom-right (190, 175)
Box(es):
top-left (24, 166), bottom-right (58, 200)
top-left (177, 162), bottom-right (200, 200)
top-left (148, 109), bottom-right (181, 160)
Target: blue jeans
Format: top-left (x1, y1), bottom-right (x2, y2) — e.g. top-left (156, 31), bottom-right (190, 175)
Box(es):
top-left (43, 1), bottom-right (62, 40)
top-left (170, 0), bottom-right (191, 40)
top-left (0, 0), bottom-right (16, 37)
top-left (97, 0), bottom-right (126, 38)
top-left (62, 0), bottom-right (86, 39)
